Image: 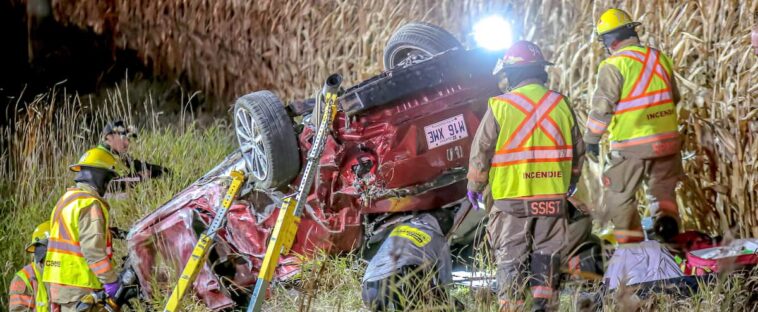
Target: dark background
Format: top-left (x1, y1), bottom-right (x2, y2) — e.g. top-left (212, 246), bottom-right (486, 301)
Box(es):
top-left (0, 0), bottom-right (150, 129)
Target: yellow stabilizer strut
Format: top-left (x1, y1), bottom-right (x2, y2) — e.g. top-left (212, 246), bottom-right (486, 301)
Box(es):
top-left (248, 74), bottom-right (342, 312)
top-left (257, 198), bottom-right (300, 282)
top-left (163, 170), bottom-right (246, 312)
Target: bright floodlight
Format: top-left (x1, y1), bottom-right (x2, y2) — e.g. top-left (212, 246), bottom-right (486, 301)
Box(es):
top-left (474, 15), bottom-right (513, 51)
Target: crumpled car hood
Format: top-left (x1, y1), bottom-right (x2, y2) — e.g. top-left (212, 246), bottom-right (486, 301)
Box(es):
top-left (127, 152), bottom-right (362, 310)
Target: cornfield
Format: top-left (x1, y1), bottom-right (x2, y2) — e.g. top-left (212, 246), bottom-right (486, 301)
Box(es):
top-left (48, 0), bottom-right (758, 236)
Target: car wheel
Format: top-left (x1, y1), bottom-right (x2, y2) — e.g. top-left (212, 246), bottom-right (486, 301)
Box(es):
top-left (383, 22), bottom-right (462, 70)
top-left (234, 91), bottom-right (300, 189)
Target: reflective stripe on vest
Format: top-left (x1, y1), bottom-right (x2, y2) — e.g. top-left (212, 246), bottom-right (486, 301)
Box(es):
top-left (586, 116), bottom-right (608, 135)
top-left (13, 265), bottom-right (35, 309)
top-left (13, 264), bottom-right (48, 311)
top-left (531, 285), bottom-right (554, 299)
top-left (488, 84), bottom-right (574, 199)
top-left (31, 263), bottom-right (49, 312)
top-left (601, 46), bottom-right (678, 148)
top-left (17, 264), bottom-right (35, 291)
top-left (9, 294), bottom-right (34, 309)
top-left (43, 188), bottom-right (112, 289)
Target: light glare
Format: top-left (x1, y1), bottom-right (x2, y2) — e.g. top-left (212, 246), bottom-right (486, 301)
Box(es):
top-left (474, 15), bottom-right (513, 51)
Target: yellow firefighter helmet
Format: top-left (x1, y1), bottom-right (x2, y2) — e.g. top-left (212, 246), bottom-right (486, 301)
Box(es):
top-left (596, 8), bottom-right (641, 36)
top-left (69, 146), bottom-right (118, 174)
top-left (26, 221), bottom-right (50, 253)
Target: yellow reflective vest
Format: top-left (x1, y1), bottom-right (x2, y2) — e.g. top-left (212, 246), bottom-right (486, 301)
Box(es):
top-left (12, 263), bottom-right (48, 312)
top-left (43, 188), bottom-right (113, 289)
top-left (488, 84), bottom-right (575, 199)
top-left (600, 46), bottom-right (678, 149)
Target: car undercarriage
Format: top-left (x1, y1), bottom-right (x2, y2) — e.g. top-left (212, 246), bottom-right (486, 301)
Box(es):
top-left (122, 22), bottom-right (600, 310)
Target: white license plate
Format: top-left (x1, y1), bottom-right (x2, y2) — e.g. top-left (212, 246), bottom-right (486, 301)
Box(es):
top-left (424, 114), bottom-right (469, 149)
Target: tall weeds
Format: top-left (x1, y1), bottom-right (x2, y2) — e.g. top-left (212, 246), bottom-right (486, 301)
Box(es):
top-left (0, 81), bottom-right (235, 307)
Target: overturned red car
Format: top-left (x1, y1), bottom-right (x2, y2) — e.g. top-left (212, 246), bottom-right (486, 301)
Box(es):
top-left (125, 23), bottom-right (502, 310)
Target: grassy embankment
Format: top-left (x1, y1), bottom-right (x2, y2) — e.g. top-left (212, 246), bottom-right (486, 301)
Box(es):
top-left (2, 81), bottom-right (757, 311)
top-left (0, 81), bottom-right (231, 309)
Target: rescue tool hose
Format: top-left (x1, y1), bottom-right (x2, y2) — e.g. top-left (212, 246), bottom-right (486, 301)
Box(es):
top-left (247, 74), bottom-right (342, 312)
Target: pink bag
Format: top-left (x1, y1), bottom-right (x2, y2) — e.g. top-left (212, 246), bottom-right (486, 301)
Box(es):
top-left (685, 239), bottom-right (758, 275)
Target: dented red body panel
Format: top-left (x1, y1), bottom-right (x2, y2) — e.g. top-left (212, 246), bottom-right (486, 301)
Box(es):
top-left (127, 53), bottom-right (499, 309)
top-left (304, 84), bottom-right (492, 216)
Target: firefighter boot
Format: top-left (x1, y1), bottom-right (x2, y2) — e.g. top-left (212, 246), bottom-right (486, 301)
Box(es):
top-left (529, 253), bottom-right (561, 312)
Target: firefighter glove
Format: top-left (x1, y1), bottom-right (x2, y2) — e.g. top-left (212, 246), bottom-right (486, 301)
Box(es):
top-left (467, 191), bottom-right (483, 210)
top-left (104, 281), bottom-right (119, 298)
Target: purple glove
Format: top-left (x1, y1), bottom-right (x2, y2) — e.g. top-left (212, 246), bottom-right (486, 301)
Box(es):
top-left (467, 191), bottom-right (483, 209)
top-left (104, 281), bottom-right (119, 298)
top-left (567, 184), bottom-right (577, 197)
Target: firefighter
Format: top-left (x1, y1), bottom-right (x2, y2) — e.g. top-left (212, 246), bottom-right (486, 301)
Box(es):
top-left (42, 147), bottom-right (120, 311)
top-left (361, 209), bottom-right (457, 311)
top-left (584, 8), bottom-right (683, 243)
top-left (467, 40), bottom-right (584, 311)
top-left (100, 120), bottom-right (136, 156)
top-left (9, 222), bottom-right (50, 312)
top-left (100, 120), bottom-right (170, 191)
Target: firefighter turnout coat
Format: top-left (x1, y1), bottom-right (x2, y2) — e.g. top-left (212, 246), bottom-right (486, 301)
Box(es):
top-left (9, 263), bottom-right (48, 312)
top-left (584, 42), bottom-right (681, 158)
top-left (583, 39), bottom-right (683, 242)
top-left (468, 81), bottom-right (584, 199)
top-left (42, 184), bottom-right (117, 304)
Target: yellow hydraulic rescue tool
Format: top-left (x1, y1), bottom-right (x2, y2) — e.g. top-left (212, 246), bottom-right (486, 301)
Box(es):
top-left (247, 74), bottom-right (343, 312)
top-left (163, 170), bottom-right (246, 312)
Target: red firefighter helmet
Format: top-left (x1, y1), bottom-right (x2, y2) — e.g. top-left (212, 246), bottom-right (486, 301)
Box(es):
top-left (492, 40), bottom-right (554, 75)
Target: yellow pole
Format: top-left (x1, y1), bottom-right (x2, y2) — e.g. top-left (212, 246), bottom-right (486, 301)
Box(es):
top-left (247, 74), bottom-right (342, 312)
top-left (163, 170), bottom-right (246, 312)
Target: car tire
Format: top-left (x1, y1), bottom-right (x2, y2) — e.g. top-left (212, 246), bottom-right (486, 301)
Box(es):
top-left (383, 22), bottom-right (462, 70)
top-left (234, 91), bottom-right (300, 189)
